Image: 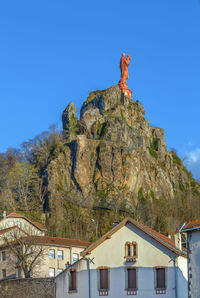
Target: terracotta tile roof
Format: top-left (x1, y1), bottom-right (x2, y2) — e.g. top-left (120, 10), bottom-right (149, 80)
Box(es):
top-left (24, 236), bottom-right (91, 247)
top-left (6, 212), bottom-right (46, 231)
top-left (6, 212), bottom-right (23, 218)
top-left (139, 223), bottom-right (177, 249)
top-left (32, 222), bottom-right (46, 230)
top-left (0, 226), bottom-right (28, 240)
top-left (0, 226), bottom-right (19, 235)
top-left (181, 220), bottom-right (200, 232)
top-left (81, 217), bottom-right (187, 257)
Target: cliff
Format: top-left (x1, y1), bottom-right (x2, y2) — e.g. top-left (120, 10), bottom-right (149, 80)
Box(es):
top-left (47, 85), bottom-right (200, 226)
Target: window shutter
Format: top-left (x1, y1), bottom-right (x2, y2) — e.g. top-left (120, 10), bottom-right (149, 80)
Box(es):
top-left (69, 270), bottom-right (77, 291)
top-left (133, 245), bottom-right (137, 257)
top-left (156, 268), bottom-right (165, 289)
top-left (128, 268), bottom-right (136, 289)
top-left (72, 271), bottom-right (76, 290)
top-left (100, 269), bottom-right (108, 289)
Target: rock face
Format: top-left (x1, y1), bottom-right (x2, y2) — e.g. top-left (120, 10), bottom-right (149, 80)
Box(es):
top-left (47, 85), bottom-right (199, 211)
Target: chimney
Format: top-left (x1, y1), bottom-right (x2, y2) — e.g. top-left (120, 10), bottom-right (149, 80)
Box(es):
top-left (167, 233), bottom-right (171, 239)
top-left (113, 221), bottom-right (119, 228)
top-left (174, 230), bottom-right (182, 250)
top-left (2, 210), bottom-right (6, 219)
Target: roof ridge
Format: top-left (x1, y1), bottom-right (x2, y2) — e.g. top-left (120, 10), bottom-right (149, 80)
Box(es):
top-left (81, 217), bottom-right (186, 258)
top-left (6, 212), bottom-right (46, 231)
top-left (35, 235), bottom-right (91, 242)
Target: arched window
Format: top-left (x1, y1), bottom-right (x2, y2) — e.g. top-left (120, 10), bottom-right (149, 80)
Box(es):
top-left (125, 242), bottom-right (138, 261)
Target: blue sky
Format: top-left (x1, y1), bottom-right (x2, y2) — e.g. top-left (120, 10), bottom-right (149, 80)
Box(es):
top-left (0, 0), bottom-right (200, 178)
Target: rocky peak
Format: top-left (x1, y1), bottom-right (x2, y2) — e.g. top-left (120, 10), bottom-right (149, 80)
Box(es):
top-left (62, 102), bottom-right (77, 140)
top-left (47, 85), bottom-right (199, 215)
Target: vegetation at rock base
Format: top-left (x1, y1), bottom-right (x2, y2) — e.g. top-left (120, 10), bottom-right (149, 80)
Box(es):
top-left (0, 85), bottom-right (200, 242)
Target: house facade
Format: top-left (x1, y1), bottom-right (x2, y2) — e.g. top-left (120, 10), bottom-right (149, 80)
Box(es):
top-left (55, 218), bottom-right (188, 298)
top-left (30, 236), bottom-right (91, 278)
top-left (0, 213), bottom-right (91, 280)
top-left (0, 235), bottom-right (91, 280)
top-left (180, 220), bottom-right (200, 298)
top-left (0, 212), bottom-right (46, 235)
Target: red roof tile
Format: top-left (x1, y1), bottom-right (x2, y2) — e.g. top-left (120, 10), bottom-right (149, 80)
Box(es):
top-left (0, 226), bottom-right (28, 236)
top-left (0, 226), bottom-right (18, 235)
top-left (81, 217), bottom-right (186, 257)
top-left (139, 223), bottom-right (177, 249)
top-left (182, 220), bottom-right (200, 231)
top-left (23, 236), bottom-right (91, 247)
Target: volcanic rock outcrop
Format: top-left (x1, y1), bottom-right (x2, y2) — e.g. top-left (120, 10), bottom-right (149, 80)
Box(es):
top-left (47, 85), bottom-right (199, 211)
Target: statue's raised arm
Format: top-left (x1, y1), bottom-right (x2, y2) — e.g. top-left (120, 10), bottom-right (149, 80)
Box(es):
top-left (118, 53), bottom-right (132, 99)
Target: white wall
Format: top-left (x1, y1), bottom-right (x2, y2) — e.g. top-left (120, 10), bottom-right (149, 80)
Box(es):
top-left (56, 223), bottom-right (188, 298)
top-left (56, 259), bottom-right (88, 298)
top-left (0, 217), bottom-right (43, 235)
top-left (177, 256), bottom-right (188, 298)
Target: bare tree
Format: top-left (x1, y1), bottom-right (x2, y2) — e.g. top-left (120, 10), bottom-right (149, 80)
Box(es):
top-left (1, 228), bottom-right (46, 278)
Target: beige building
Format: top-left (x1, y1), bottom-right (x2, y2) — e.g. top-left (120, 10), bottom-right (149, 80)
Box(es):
top-left (0, 213), bottom-right (91, 280)
top-left (0, 212), bottom-right (46, 235)
top-left (29, 236), bottom-right (91, 278)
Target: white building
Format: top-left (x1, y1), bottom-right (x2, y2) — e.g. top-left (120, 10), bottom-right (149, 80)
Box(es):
top-left (180, 220), bottom-right (200, 298)
top-left (0, 212), bottom-right (46, 235)
top-left (55, 217), bottom-right (188, 298)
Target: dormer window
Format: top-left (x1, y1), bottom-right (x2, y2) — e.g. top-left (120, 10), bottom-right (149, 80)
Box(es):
top-left (125, 242), bottom-right (138, 261)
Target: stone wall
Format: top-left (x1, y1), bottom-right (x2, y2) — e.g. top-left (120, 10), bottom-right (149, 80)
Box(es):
top-left (0, 278), bottom-right (55, 298)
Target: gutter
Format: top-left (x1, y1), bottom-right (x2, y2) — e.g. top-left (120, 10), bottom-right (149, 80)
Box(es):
top-left (173, 256), bottom-right (178, 298)
top-left (180, 226), bottom-right (200, 233)
top-left (179, 222), bottom-right (200, 233)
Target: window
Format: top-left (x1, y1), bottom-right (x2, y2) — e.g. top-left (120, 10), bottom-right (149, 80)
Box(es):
top-left (126, 267), bottom-right (137, 295)
top-left (127, 268), bottom-right (137, 289)
top-left (155, 267), bottom-right (166, 294)
top-left (73, 253), bottom-right (79, 263)
top-left (2, 269), bottom-right (6, 279)
top-left (58, 250), bottom-right (63, 260)
top-left (17, 268), bottom-right (22, 278)
top-left (125, 242), bottom-right (138, 261)
top-left (97, 267), bottom-right (109, 296)
top-left (16, 221), bottom-right (21, 228)
top-left (49, 249), bottom-right (55, 259)
top-left (26, 247), bottom-right (32, 255)
top-left (69, 270), bottom-right (77, 292)
top-left (8, 221), bottom-right (14, 227)
top-left (49, 268), bottom-right (55, 277)
top-left (2, 251), bottom-right (6, 261)
top-left (65, 262), bottom-right (70, 269)
top-left (100, 269), bottom-right (108, 289)
top-left (57, 269), bottom-right (63, 275)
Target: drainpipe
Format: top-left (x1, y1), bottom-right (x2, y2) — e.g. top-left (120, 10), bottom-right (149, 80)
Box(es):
top-left (173, 256), bottom-right (178, 298)
top-left (87, 258), bottom-right (91, 298)
top-left (70, 247), bottom-right (72, 265)
top-left (83, 258), bottom-right (91, 298)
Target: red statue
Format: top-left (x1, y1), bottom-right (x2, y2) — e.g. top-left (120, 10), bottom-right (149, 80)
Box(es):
top-left (118, 53), bottom-right (132, 99)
